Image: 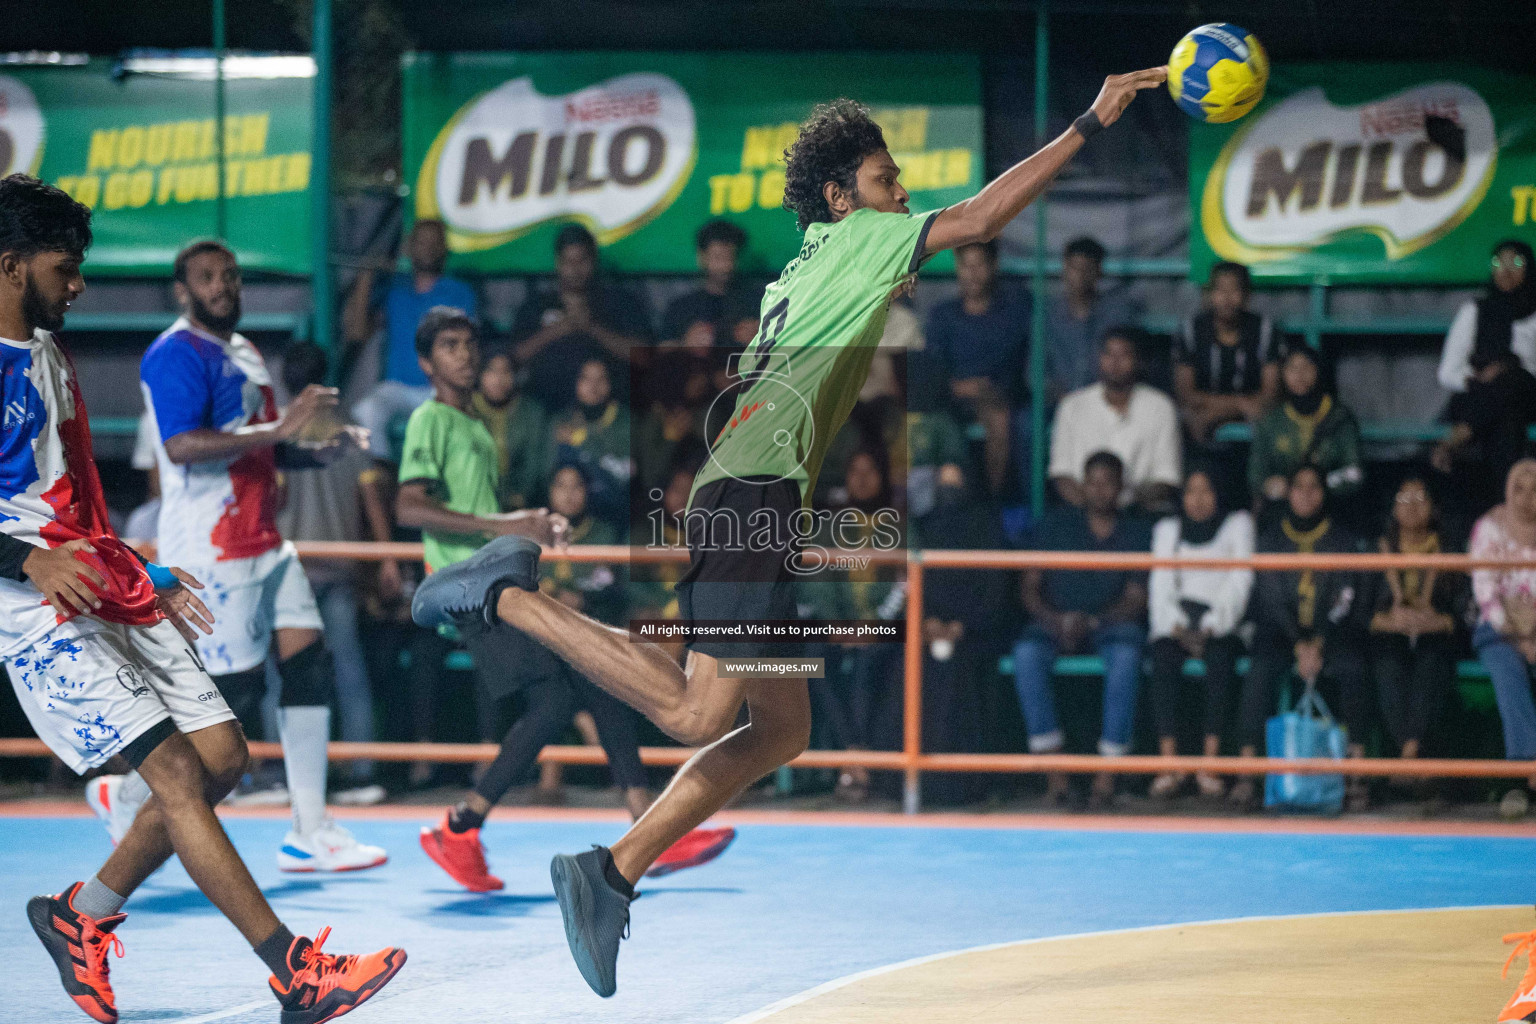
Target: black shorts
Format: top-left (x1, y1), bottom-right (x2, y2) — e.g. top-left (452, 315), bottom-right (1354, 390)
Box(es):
top-left (675, 475), bottom-right (802, 659)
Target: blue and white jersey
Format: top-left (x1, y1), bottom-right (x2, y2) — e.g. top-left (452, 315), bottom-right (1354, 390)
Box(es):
top-left (0, 330), bottom-right (160, 657)
top-left (140, 317), bottom-right (281, 570)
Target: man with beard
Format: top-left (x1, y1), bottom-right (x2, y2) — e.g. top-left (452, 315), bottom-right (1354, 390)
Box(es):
top-left (2, 177), bottom-right (405, 1024)
top-left (95, 240), bottom-right (389, 873)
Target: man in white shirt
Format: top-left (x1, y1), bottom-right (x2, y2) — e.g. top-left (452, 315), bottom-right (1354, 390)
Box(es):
top-left (1049, 329), bottom-right (1181, 514)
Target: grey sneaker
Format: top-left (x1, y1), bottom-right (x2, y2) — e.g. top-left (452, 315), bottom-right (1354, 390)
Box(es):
top-left (411, 534), bottom-right (541, 629)
top-left (550, 847), bottom-right (633, 998)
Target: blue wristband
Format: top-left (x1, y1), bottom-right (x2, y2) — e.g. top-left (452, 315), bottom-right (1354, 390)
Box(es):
top-left (145, 562), bottom-right (178, 590)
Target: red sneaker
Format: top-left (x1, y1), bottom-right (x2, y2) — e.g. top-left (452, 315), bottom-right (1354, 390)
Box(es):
top-left (268, 927), bottom-right (406, 1024)
top-left (645, 827), bottom-right (737, 878)
top-left (27, 882), bottom-right (126, 1023)
top-left (419, 813), bottom-right (504, 892)
top-left (1501, 930), bottom-right (1536, 1022)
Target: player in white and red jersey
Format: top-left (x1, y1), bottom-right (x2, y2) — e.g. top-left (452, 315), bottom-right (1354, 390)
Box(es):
top-left (2, 174), bottom-right (404, 1024)
top-left (113, 239), bottom-right (385, 873)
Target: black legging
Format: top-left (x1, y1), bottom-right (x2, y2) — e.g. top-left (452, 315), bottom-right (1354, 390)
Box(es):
top-left (1238, 636), bottom-right (1370, 751)
top-left (1148, 635), bottom-right (1243, 741)
top-left (463, 626), bottom-right (647, 801)
top-left (818, 645), bottom-right (903, 750)
top-left (1368, 632), bottom-right (1456, 749)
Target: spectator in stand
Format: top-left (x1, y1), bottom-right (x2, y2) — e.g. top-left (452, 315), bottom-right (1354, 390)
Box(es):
top-left (634, 349), bottom-right (711, 497)
top-left (276, 342), bottom-right (399, 801)
top-left (472, 345), bottom-right (549, 511)
top-left (660, 220), bottom-right (763, 349)
top-left (344, 219), bottom-right (478, 461)
top-left (1175, 262), bottom-right (1279, 501)
top-left (1248, 343), bottom-right (1362, 528)
top-left (1433, 349), bottom-right (1536, 523)
top-left (547, 358), bottom-right (633, 530)
top-left (1015, 451), bottom-right (1151, 809)
top-left (1469, 458), bottom-right (1536, 818)
top-left (1045, 236), bottom-right (1141, 398)
top-left (1438, 239), bottom-right (1536, 392)
top-left (1234, 465), bottom-right (1371, 810)
top-left (511, 224), bottom-right (653, 407)
top-left (1049, 329), bottom-right (1181, 516)
top-left (1146, 466), bottom-right (1254, 800)
top-left (925, 239), bottom-right (1029, 495)
top-left (1368, 476), bottom-right (1465, 780)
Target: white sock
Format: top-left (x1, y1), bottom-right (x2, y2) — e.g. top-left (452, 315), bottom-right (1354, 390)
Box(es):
top-left (278, 705), bottom-right (330, 836)
top-left (118, 770), bottom-right (151, 813)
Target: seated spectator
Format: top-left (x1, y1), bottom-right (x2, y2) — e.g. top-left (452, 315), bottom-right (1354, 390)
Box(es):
top-left (925, 239), bottom-right (1029, 495)
top-left (547, 357), bottom-right (633, 529)
top-left (345, 218), bottom-right (478, 461)
top-left (859, 294), bottom-right (923, 405)
top-left (1368, 476), bottom-right (1464, 777)
top-left (511, 224), bottom-right (653, 407)
top-left (472, 345), bottom-right (549, 511)
top-left (1248, 343), bottom-right (1362, 527)
top-left (1437, 239), bottom-right (1536, 393)
top-left (1015, 451), bottom-right (1151, 809)
top-left (1234, 465), bottom-right (1370, 810)
top-left (1049, 329), bottom-right (1181, 515)
top-left (634, 348), bottom-right (711, 496)
top-left (660, 219), bottom-right (763, 349)
top-left (1469, 458), bottom-right (1536, 818)
top-left (276, 342), bottom-right (399, 798)
top-left (1147, 466), bottom-right (1254, 800)
top-left (1432, 349), bottom-right (1536, 522)
top-left (1045, 236), bottom-right (1142, 399)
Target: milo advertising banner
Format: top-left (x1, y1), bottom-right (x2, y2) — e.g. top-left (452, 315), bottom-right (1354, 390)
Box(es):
top-left (402, 52), bottom-right (983, 273)
top-left (0, 58), bottom-right (313, 275)
top-left (1191, 64), bottom-right (1536, 284)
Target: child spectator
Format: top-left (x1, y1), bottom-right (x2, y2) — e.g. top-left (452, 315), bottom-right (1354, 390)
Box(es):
top-left (1147, 466), bottom-right (1254, 800)
top-left (472, 346), bottom-right (549, 511)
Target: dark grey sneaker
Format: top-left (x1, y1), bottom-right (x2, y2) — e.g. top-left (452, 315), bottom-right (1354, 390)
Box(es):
top-left (550, 847), bottom-right (633, 998)
top-left (411, 534), bottom-right (541, 629)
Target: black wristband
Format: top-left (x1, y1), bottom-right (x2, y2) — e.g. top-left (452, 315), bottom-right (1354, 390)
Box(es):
top-left (1072, 110), bottom-right (1104, 141)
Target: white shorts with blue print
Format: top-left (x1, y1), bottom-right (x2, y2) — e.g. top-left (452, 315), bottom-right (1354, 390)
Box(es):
top-left (6, 617), bottom-right (236, 774)
top-left (191, 541), bottom-right (324, 675)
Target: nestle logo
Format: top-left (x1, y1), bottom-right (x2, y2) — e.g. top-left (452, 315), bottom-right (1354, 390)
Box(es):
top-left (1358, 97), bottom-right (1461, 139)
top-left (563, 90), bottom-right (660, 124)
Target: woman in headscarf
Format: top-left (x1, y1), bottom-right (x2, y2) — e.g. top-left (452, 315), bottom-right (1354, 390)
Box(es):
top-left (1433, 242), bottom-right (1536, 518)
top-left (1147, 465), bottom-right (1254, 800)
top-left (1367, 477), bottom-right (1466, 782)
top-left (1233, 464), bottom-right (1371, 809)
top-left (1438, 239), bottom-right (1536, 393)
top-left (1470, 458), bottom-right (1536, 817)
top-left (1248, 343), bottom-right (1363, 528)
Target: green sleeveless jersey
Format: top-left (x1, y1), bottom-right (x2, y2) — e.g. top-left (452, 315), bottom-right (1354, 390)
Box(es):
top-left (690, 207), bottom-right (937, 508)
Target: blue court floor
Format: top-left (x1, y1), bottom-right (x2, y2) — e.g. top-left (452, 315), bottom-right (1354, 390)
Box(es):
top-left (2, 810), bottom-right (1533, 1023)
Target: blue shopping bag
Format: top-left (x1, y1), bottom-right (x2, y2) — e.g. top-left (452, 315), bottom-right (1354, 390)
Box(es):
top-left (1263, 684), bottom-right (1347, 813)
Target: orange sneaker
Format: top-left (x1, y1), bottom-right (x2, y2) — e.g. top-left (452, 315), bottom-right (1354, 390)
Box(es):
top-left (420, 813), bottom-right (504, 892)
top-left (1502, 930), bottom-right (1536, 1022)
top-left (645, 827), bottom-right (737, 878)
top-left (268, 926), bottom-right (406, 1024)
top-left (26, 882), bottom-right (125, 1023)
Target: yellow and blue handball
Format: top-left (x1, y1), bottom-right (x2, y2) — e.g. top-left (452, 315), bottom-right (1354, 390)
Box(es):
top-left (1167, 23), bottom-right (1269, 124)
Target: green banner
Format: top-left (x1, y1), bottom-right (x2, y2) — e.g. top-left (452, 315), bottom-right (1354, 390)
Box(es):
top-left (0, 58), bottom-right (313, 276)
top-left (402, 51), bottom-right (982, 275)
top-left (1190, 63), bottom-right (1536, 284)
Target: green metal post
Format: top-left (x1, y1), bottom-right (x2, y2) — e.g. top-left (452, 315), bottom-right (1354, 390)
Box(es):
top-left (1306, 278), bottom-right (1327, 351)
top-left (310, 0), bottom-right (334, 355)
top-left (213, 0), bottom-right (226, 239)
top-left (1029, 1), bottom-right (1050, 516)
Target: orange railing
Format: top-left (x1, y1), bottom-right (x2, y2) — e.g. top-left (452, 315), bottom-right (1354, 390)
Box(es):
top-left (4, 540), bottom-right (1536, 814)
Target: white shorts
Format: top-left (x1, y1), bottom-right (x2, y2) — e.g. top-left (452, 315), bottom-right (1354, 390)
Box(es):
top-left (6, 617), bottom-right (236, 775)
top-left (193, 541), bottom-right (324, 675)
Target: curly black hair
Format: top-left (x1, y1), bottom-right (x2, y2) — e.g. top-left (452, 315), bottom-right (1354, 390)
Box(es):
top-left (781, 99), bottom-right (888, 231)
top-left (0, 174), bottom-right (92, 261)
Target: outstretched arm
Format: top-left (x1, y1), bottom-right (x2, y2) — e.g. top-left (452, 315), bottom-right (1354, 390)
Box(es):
top-left (923, 67), bottom-right (1166, 255)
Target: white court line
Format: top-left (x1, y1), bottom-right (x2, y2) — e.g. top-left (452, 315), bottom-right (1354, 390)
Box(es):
top-left (720, 903), bottom-right (1533, 1024)
top-left (167, 999), bottom-right (268, 1024)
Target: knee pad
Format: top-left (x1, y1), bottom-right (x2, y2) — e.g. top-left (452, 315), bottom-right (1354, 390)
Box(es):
top-left (278, 641), bottom-right (334, 707)
top-left (211, 667), bottom-right (268, 732)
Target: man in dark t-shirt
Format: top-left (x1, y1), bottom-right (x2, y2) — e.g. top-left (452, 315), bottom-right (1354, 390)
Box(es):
top-left (1174, 261), bottom-right (1279, 442)
top-left (659, 220), bottom-right (764, 349)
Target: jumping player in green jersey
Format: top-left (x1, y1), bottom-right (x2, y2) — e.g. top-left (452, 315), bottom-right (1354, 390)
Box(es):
top-left (411, 65), bottom-right (1166, 998)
